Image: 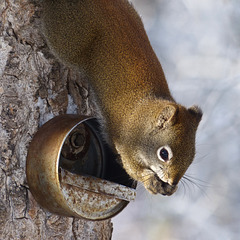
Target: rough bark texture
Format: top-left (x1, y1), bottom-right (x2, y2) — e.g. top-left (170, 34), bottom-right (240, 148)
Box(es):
top-left (0, 1), bottom-right (113, 239)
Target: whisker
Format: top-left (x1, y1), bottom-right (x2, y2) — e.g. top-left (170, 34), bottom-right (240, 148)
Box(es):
top-left (192, 153), bottom-right (210, 164)
top-left (184, 174), bottom-right (210, 187)
top-left (179, 178), bottom-right (188, 197)
top-left (181, 174), bottom-right (209, 197)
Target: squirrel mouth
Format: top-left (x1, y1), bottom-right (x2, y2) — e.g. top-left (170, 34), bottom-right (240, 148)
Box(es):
top-left (145, 168), bottom-right (178, 195)
top-left (157, 177), bottom-right (178, 196)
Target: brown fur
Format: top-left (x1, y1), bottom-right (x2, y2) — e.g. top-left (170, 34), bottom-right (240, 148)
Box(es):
top-left (42, 0), bottom-right (202, 195)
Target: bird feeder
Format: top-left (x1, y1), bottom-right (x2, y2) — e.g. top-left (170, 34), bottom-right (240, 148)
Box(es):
top-left (26, 115), bottom-right (136, 220)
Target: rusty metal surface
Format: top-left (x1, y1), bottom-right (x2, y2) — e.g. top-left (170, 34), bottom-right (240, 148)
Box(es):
top-left (60, 169), bottom-right (136, 202)
top-left (60, 169), bottom-right (136, 220)
top-left (61, 183), bottom-right (127, 220)
top-left (26, 115), bottom-right (90, 217)
top-left (26, 115), bottom-right (136, 220)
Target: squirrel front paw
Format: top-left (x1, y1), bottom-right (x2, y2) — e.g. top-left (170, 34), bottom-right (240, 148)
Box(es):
top-left (142, 170), bottom-right (178, 196)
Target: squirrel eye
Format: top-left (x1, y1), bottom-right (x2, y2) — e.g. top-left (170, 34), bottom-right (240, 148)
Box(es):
top-left (157, 146), bottom-right (173, 162)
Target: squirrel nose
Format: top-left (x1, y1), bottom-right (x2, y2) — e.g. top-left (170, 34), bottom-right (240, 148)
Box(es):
top-left (167, 173), bottom-right (181, 186)
top-left (164, 176), bottom-right (179, 187)
top-left (161, 181), bottom-right (178, 196)
top-left (169, 180), bottom-right (178, 186)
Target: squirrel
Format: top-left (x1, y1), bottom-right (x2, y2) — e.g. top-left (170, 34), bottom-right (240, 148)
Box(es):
top-left (42, 0), bottom-right (202, 196)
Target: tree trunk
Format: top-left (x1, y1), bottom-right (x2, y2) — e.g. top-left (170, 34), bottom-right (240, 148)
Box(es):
top-left (0, 1), bottom-right (113, 239)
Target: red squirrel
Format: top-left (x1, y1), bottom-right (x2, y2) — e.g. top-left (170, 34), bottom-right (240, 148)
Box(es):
top-left (42, 0), bottom-right (202, 195)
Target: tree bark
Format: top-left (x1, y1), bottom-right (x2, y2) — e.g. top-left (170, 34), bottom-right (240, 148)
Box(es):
top-left (0, 1), bottom-right (113, 239)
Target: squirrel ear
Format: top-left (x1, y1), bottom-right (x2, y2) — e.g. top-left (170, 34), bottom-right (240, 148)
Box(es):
top-left (158, 105), bottom-right (179, 129)
top-left (188, 105), bottom-right (203, 123)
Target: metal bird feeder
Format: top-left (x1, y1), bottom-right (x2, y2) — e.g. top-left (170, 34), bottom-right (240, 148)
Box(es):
top-left (26, 115), bottom-right (136, 220)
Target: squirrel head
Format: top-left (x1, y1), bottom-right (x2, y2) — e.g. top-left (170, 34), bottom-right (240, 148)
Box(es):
top-left (115, 100), bottom-right (202, 195)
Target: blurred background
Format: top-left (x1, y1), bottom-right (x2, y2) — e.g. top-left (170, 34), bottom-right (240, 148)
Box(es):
top-left (112, 0), bottom-right (240, 239)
